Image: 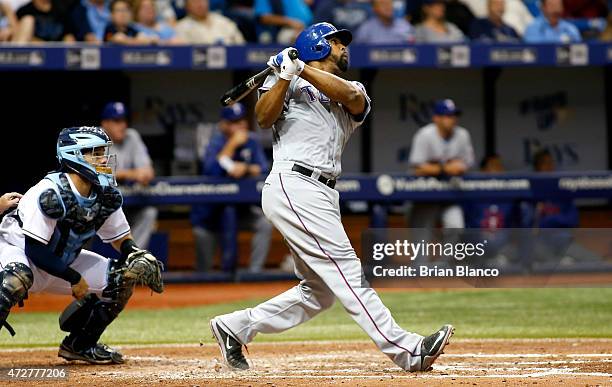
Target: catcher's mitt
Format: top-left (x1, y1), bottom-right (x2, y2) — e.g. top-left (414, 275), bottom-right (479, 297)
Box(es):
top-left (122, 249), bottom-right (164, 294)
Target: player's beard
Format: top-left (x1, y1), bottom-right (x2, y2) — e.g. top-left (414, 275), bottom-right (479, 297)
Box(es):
top-left (337, 52), bottom-right (349, 73)
top-left (331, 51), bottom-right (349, 73)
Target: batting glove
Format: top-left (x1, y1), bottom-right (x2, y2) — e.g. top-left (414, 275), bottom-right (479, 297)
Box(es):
top-left (267, 47), bottom-right (304, 81)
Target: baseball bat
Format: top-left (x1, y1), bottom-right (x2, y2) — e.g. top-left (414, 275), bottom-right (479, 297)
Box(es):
top-left (220, 49), bottom-right (298, 107)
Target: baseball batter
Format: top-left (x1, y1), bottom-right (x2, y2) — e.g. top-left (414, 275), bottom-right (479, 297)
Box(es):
top-left (210, 22), bottom-right (454, 372)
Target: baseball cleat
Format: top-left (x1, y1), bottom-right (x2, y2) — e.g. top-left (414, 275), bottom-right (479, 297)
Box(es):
top-left (210, 318), bottom-right (249, 370)
top-left (419, 324), bottom-right (454, 371)
top-left (58, 342), bottom-right (125, 365)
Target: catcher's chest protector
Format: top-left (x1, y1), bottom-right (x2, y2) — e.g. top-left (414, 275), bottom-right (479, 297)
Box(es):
top-left (39, 173), bottom-right (122, 266)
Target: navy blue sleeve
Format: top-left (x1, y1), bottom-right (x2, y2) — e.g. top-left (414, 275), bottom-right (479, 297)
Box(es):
top-left (16, 3), bottom-right (33, 19)
top-left (519, 201), bottom-right (536, 228)
top-left (202, 135), bottom-right (227, 177)
top-left (103, 24), bottom-right (115, 41)
top-left (25, 236), bottom-right (81, 285)
top-left (127, 24), bottom-right (139, 37)
top-left (507, 202), bottom-right (522, 228)
top-left (461, 202), bottom-right (478, 228)
top-left (508, 26), bottom-right (520, 39)
top-left (248, 138), bottom-right (269, 173)
top-left (69, 3), bottom-right (93, 41)
top-left (469, 19), bottom-right (487, 40)
top-left (313, 1), bottom-right (334, 23)
top-left (405, 0), bottom-right (423, 20)
top-left (539, 201), bottom-right (579, 228)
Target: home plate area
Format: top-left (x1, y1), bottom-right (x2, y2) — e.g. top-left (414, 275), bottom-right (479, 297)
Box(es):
top-left (0, 339), bottom-right (610, 386)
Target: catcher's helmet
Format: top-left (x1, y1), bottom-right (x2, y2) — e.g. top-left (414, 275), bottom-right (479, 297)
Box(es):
top-left (57, 126), bottom-right (116, 187)
top-left (295, 22), bottom-right (352, 62)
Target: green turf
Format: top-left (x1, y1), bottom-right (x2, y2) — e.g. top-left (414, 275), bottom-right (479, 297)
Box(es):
top-left (1, 288), bottom-right (611, 348)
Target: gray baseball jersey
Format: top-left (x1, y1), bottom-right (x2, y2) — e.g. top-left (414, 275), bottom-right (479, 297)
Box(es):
top-left (259, 72), bottom-right (371, 178)
top-left (110, 128), bottom-right (153, 172)
top-left (408, 123), bottom-right (473, 229)
top-left (409, 123), bottom-right (475, 167)
top-left (215, 72), bottom-right (430, 372)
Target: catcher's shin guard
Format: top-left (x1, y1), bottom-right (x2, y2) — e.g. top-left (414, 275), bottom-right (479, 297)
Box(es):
top-left (59, 292), bottom-right (131, 352)
top-left (59, 254), bottom-right (163, 351)
top-left (0, 263), bottom-right (33, 336)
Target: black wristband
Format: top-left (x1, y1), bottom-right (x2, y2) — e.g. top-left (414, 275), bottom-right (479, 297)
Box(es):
top-left (63, 267), bottom-right (82, 286)
top-left (120, 238), bottom-right (139, 259)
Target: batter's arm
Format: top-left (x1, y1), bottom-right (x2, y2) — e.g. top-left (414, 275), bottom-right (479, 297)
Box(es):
top-left (299, 66), bottom-right (366, 116)
top-left (255, 79), bottom-right (291, 129)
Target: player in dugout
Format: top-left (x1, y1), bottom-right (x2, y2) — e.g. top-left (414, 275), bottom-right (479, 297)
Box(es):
top-left (191, 103), bottom-right (272, 273)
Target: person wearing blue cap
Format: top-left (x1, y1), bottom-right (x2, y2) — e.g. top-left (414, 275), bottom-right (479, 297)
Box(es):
top-left (407, 98), bottom-right (475, 229)
top-left (101, 102), bottom-right (158, 249)
top-left (190, 103), bottom-right (272, 273)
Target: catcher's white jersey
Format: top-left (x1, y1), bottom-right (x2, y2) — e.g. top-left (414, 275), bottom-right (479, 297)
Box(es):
top-left (260, 72), bottom-right (371, 178)
top-left (0, 176), bottom-right (130, 295)
top-left (0, 178), bottom-right (129, 250)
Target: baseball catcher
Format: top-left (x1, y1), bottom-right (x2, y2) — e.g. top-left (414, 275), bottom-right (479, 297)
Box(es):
top-left (0, 126), bottom-right (163, 364)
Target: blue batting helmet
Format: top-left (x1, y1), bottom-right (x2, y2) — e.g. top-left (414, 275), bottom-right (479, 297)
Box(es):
top-left (295, 22), bottom-right (352, 62)
top-left (57, 126), bottom-right (116, 187)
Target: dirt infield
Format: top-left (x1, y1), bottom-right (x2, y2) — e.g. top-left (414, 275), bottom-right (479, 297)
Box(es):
top-left (0, 339), bottom-right (609, 386)
top-left (8, 283), bottom-right (612, 385)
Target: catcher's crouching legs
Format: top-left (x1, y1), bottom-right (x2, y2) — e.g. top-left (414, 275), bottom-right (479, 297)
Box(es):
top-left (0, 263), bottom-right (33, 336)
top-left (58, 253), bottom-right (163, 365)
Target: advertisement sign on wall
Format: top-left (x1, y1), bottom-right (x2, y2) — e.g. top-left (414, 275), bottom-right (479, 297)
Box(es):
top-left (495, 67), bottom-right (607, 171)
